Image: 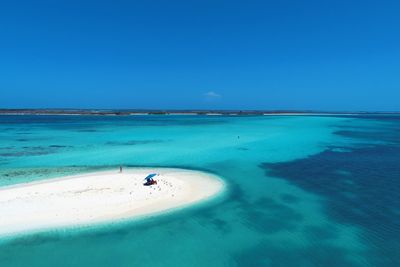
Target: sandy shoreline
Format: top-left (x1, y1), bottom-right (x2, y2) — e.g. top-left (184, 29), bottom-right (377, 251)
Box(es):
top-left (0, 168), bottom-right (224, 237)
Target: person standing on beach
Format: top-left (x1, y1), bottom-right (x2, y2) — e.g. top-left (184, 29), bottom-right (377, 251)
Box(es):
top-left (120, 165), bottom-right (122, 173)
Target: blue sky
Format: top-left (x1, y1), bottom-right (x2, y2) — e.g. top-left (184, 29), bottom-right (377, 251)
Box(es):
top-left (1, 0), bottom-right (399, 111)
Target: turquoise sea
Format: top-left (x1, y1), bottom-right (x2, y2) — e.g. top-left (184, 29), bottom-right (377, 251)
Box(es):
top-left (0, 114), bottom-right (399, 267)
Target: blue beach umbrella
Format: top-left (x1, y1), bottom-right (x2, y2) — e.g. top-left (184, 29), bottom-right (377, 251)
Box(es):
top-left (144, 173), bottom-right (157, 182)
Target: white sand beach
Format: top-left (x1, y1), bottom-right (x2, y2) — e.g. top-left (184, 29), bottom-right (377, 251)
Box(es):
top-left (0, 168), bottom-right (224, 237)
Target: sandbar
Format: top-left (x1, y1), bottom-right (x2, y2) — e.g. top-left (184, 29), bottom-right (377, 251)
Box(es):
top-left (0, 168), bottom-right (224, 237)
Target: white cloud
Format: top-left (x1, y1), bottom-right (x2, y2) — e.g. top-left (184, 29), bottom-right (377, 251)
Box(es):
top-left (204, 91), bottom-right (221, 98)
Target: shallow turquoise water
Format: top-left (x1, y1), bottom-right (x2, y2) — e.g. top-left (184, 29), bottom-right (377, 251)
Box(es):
top-left (0, 115), bottom-right (399, 266)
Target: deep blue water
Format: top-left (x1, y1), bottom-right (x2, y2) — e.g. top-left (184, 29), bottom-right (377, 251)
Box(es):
top-left (0, 114), bottom-right (399, 266)
top-left (262, 116), bottom-right (400, 267)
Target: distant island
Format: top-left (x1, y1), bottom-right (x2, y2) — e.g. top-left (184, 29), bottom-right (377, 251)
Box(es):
top-left (0, 109), bottom-right (399, 116)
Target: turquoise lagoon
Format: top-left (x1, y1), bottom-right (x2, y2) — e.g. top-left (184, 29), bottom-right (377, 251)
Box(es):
top-left (0, 115), bottom-right (399, 266)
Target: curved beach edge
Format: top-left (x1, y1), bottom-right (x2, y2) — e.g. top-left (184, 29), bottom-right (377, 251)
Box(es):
top-left (0, 167), bottom-right (226, 238)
